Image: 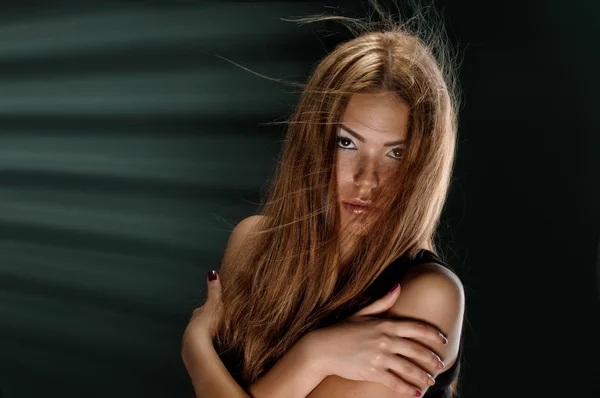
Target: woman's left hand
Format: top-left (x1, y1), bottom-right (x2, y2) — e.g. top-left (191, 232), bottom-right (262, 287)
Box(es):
top-left (181, 270), bottom-right (223, 367)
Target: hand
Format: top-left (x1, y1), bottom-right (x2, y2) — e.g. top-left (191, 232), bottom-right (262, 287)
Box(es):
top-left (181, 270), bottom-right (223, 369)
top-left (305, 283), bottom-right (448, 396)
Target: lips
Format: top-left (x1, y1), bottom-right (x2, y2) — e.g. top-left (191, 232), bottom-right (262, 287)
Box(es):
top-left (342, 200), bottom-right (374, 215)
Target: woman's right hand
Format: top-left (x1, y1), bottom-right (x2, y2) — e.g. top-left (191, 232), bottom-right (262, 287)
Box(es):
top-left (305, 283), bottom-right (448, 395)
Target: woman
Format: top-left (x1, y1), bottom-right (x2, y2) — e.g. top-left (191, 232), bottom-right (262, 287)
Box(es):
top-left (182, 3), bottom-right (465, 397)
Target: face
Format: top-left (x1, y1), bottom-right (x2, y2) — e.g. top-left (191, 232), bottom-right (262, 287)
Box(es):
top-left (336, 91), bottom-right (410, 236)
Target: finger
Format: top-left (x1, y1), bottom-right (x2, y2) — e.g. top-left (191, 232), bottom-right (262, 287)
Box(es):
top-left (375, 368), bottom-right (424, 397)
top-left (206, 270), bottom-right (222, 305)
top-left (385, 354), bottom-right (435, 392)
top-left (389, 337), bottom-right (445, 374)
top-left (353, 283), bottom-right (401, 317)
top-left (383, 319), bottom-right (448, 346)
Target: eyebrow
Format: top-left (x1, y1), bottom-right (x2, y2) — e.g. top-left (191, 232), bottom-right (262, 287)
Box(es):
top-left (339, 124), bottom-right (406, 147)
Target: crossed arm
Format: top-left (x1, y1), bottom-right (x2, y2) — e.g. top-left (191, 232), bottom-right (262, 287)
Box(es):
top-left (306, 264), bottom-right (464, 397)
top-left (183, 216), bottom-right (329, 397)
top-left (184, 330), bottom-right (323, 398)
top-left (185, 263), bottom-right (464, 398)
top-left (184, 216), bottom-right (465, 397)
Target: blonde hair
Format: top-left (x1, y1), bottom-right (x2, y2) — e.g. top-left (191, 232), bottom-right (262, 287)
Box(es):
top-left (214, 1), bottom-right (461, 395)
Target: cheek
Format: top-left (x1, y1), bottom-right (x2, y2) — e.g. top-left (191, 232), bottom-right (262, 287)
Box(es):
top-left (336, 157), bottom-right (354, 192)
top-left (379, 164), bottom-right (397, 184)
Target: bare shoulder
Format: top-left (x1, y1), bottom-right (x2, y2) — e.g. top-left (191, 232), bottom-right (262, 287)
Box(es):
top-left (306, 262), bottom-right (466, 398)
top-left (219, 215), bottom-right (264, 278)
top-left (400, 261), bottom-right (465, 308)
top-left (389, 261), bottom-right (465, 370)
top-left (230, 215), bottom-right (264, 242)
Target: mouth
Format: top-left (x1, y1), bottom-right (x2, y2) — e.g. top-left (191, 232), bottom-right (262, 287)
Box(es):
top-left (342, 200), bottom-right (375, 215)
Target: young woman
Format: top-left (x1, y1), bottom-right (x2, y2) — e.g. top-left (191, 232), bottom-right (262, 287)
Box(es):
top-left (182, 4), bottom-right (465, 398)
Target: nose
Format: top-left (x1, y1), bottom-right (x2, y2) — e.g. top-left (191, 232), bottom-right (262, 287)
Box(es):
top-left (353, 156), bottom-right (379, 195)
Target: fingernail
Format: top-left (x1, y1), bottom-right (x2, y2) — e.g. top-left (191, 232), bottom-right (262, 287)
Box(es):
top-left (438, 360), bottom-right (445, 369)
top-left (389, 283), bottom-right (399, 293)
top-left (414, 391), bottom-right (422, 397)
top-left (440, 333), bottom-right (448, 344)
top-left (428, 375), bottom-right (436, 386)
top-left (208, 270), bottom-right (218, 281)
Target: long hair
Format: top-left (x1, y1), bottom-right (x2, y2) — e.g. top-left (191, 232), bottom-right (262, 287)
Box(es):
top-left (214, 0), bottom-right (461, 394)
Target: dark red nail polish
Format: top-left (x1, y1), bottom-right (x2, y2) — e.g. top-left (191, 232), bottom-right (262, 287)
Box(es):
top-left (208, 270), bottom-right (218, 281)
top-left (389, 283), bottom-right (399, 293)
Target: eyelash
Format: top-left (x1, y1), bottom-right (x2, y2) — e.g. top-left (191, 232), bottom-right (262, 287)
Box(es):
top-left (336, 136), bottom-right (403, 160)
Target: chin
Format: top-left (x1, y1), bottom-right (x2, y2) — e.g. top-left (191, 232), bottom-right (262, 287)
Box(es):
top-left (342, 227), bottom-right (368, 237)
top-left (340, 216), bottom-right (373, 236)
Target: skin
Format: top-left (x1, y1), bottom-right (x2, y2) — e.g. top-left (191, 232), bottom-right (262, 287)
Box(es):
top-left (182, 91), bottom-right (465, 398)
top-left (336, 91), bottom-right (410, 263)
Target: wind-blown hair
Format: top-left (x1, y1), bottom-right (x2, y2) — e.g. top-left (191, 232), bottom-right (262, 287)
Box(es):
top-left (214, 0), bottom-right (462, 395)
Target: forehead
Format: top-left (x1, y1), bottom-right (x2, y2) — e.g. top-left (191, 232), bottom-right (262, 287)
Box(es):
top-left (341, 92), bottom-right (410, 141)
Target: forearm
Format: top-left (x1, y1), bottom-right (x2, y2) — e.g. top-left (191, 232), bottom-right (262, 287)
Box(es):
top-left (184, 333), bottom-right (326, 398)
top-left (248, 336), bottom-right (326, 398)
top-left (183, 338), bottom-right (250, 398)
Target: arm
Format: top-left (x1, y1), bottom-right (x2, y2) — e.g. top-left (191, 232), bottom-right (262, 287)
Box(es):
top-left (184, 317), bottom-right (327, 398)
top-left (184, 215), bottom-right (330, 398)
top-left (248, 335), bottom-right (327, 397)
top-left (182, 216), bottom-right (258, 397)
top-left (183, 335), bottom-right (250, 398)
top-left (306, 262), bottom-right (465, 398)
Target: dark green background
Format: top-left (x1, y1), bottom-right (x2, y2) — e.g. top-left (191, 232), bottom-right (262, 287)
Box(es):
top-left (0, 1), bottom-right (598, 397)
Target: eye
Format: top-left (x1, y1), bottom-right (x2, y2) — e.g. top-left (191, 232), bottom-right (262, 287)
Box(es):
top-left (337, 136), bottom-right (357, 150)
top-left (387, 147), bottom-right (404, 160)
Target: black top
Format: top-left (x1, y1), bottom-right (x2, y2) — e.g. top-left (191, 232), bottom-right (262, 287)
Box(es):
top-left (218, 249), bottom-right (463, 397)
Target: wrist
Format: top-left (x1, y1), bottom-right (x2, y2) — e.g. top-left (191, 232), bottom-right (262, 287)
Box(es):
top-left (299, 331), bottom-right (331, 379)
top-left (182, 331), bottom-right (215, 370)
